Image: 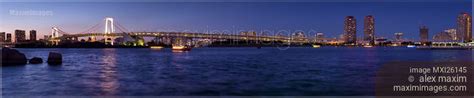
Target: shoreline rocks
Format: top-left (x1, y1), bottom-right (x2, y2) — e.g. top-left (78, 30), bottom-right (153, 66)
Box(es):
top-left (29, 57), bottom-right (43, 64)
top-left (47, 52), bottom-right (62, 65)
top-left (2, 47), bottom-right (27, 66)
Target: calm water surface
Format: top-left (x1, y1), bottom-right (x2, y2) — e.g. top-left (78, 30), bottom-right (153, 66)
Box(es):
top-left (2, 47), bottom-right (472, 96)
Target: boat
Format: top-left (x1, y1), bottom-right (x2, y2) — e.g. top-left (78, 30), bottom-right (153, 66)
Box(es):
top-left (172, 45), bottom-right (192, 51)
top-left (407, 45), bottom-right (416, 48)
top-left (312, 44), bottom-right (321, 48)
top-left (363, 45), bottom-right (373, 48)
top-left (150, 46), bottom-right (164, 49)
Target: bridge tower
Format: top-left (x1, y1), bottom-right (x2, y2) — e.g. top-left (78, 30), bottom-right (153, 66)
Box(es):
top-left (104, 17), bottom-right (115, 45)
top-left (51, 27), bottom-right (60, 38)
top-left (50, 27), bottom-right (61, 45)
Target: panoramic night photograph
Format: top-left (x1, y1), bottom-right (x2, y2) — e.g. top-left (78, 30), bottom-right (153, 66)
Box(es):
top-left (1, 0), bottom-right (473, 97)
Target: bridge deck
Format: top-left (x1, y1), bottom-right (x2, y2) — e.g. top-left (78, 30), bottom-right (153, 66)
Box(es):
top-left (54, 32), bottom-right (310, 43)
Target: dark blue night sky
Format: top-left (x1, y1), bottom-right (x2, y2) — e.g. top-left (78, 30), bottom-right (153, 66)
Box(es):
top-left (1, 0), bottom-right (471, 40)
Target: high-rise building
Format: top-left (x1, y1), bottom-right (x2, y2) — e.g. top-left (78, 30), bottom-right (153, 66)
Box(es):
top-left (364, 15), bottom-right (375, 45)
top-left (15, 30), bottom-right (26, 43)
top-left (29, 30), bottom-right (37, 41)
top-left (395, 32), bottom-right (403, 41)
top-left (420, 25), bottom-right (429, 42)
top-left (0, 32), bottom-right (5, 42)
top-left (6, 33), bottom-right (12, 42)
top-left (344, 16), bottom-right (357, 44)
top-left (456, 12), bottom-right (472, 42)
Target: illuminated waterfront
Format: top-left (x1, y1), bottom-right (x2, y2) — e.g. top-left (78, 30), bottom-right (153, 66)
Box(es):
top-left (1, 1), bottom-right (473, 96)
top-left (2, 47), bottom-right (471, 96)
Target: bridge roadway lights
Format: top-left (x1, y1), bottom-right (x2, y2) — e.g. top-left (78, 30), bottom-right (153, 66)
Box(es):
top-left (55, 32), bottom-right (310, 44)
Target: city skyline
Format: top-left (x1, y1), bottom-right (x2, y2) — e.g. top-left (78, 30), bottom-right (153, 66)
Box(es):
top-left (2, 1), bottom-right (474, 96)
top-left (0, 1), bottom-right (472, 41)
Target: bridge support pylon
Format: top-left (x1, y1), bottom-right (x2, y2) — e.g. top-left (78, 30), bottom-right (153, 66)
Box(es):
top-left (104, 17), bottom-right (115, 45)
top-left (49, 27), bottom-right (61, 46)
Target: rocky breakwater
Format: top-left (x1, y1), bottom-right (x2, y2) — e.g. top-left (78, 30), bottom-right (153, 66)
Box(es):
top-left (2, 47), bottom-right (27, 66)
top-left (47, 52), bottom-right (62, 65)
top-left (2, 47), bottom-right (63, 66)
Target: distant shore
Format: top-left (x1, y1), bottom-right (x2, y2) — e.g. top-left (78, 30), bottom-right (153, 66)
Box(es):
top-left (9, 40), bottom-right (425, 48)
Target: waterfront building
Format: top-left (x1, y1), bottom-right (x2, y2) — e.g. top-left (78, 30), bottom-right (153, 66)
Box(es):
top-left (444, 28), bottom-right (457, 41)
top-left (240, 31), bottom-right (257, 41)
top-left (292, 32), bottom-right (308, 43)
top-left (419, 25), bottom-right (429, 43)
top-left (292, 32), bottom-right (306, 38)
top-left (315, 32), bottom-right (324, 43)
top-left (344, 16), bottom-right (357, 44)
top-left (0, 32), bottom-right (5, 42)
top-left (240, 31), bottom-right (257, 36)
top-left (30, 30), bottom-right (37, 41)
top-left (456, 12), bottom-right (472, 42)
top-left (15, 29), bottom-right (26, 43)
top-left (433, 32), bottom-right (453, 42)
top-left (375, 37), bottom-right (388, 45)
top-left (395, 32), bottom-right (403, 41)
top-left (364, 15), bottom-right (375, 45)
top-left (6, 33), bottom-right (12, 42)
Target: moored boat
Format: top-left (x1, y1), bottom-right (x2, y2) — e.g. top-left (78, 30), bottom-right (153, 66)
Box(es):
top-left (363, 45), bottom-right (373, 48)
top-left (172, 45), bottom-right (192, 51)
top-left (150, 46), bottom-right (164, 49)
top-left (312, 44), bottom-right (321, 48)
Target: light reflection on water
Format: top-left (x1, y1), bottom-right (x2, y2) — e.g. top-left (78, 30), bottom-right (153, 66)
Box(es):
top-left (99, 48), bottom-right (118, 95)
top-left (2, 47), bottom-right (472, 96)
